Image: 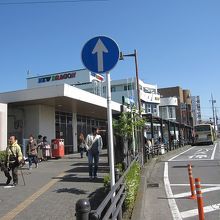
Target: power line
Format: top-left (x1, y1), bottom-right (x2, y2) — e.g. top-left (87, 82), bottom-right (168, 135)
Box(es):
top-left (0, 0), bottom-right (107, 6)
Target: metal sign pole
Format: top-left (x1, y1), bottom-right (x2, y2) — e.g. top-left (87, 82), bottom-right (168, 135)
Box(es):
top-left (81, 36), bottom-right (119, 189)
top-left (106, 71), bottom-right (115, 189)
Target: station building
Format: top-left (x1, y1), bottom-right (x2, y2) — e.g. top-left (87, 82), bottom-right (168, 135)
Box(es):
top-left (0, 69), bottom-right (121, 153)
top-left (0, 68), bottom-right (186, 153)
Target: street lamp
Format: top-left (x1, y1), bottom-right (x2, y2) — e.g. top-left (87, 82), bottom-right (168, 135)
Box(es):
top-left (119, 49), bottom-right (142, 116)
top-left (120, 49), bottom-right (144, 164)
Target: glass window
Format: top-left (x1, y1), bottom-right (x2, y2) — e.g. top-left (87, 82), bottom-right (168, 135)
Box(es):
top-left (124, 85), bottom-right (132, 91)
top-left (55, 115), bottom-right (59, 123)
top-left (103, 86), bottom-right (106, 94)
top-left (67, 116), bottom-right (72, 124)
top-left (111, 86), bottom-right (116, 92)
top-left (60, 115), bottom-right (66, 124)
top-left (160, 107), bottom-right (167, 119)
top-left (147, 104), bottom-right (151, 113)
top-left (195, 125), bottom-right (211, 132)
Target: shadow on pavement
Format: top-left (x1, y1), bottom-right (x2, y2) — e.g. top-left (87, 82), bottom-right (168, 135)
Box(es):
top-left (54, 187), bottom-right (87, 195)
top-left (88, 187), bottom-right (109, 210)
top-left (52, 175), bottom-right (104, 183)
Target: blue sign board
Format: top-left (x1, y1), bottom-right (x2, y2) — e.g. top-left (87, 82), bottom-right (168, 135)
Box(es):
top-left (81, 36), bottom-right (119, 74)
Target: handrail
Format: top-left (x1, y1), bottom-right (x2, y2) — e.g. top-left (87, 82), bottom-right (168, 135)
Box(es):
top-left (90, 154), bottom-right (139, 219)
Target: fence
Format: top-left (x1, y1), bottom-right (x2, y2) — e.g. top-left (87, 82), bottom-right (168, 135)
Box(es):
top-left (75, 154), bottom-right (140, 220)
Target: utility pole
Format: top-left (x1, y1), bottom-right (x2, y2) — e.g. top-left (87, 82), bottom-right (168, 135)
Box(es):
top-left (211, 94), bottom-right (216, 131)
top-left (215, 107), bottom-right (218, 132)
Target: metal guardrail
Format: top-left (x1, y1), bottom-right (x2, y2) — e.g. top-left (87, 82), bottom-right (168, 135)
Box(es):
top-left (144, 139), bottom-right (187, 162)
top-left (75, 154), bottom-right (139, 220)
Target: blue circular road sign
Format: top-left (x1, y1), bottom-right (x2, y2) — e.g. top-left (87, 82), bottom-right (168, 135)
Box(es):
top-left (81, 36), bottom-right (120, 74)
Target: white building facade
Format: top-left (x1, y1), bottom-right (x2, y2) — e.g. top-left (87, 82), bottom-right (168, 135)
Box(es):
top-left (0, 69), bottom-right (121, 153)
top-left (0, 103), bottom-right (7, 151)
top-left (77, 77), bottom-right (161, 116)
top-left (159, 97), bottom-right (178, 121)
top-left (191, 96), bottom-right (202, 126)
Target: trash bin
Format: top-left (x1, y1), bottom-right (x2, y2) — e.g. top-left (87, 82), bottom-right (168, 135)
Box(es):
top-left (51, 139), bottom-right (64, 158)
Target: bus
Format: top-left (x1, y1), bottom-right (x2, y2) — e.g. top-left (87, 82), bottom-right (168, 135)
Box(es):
top-left (193, 124), bottom-right (216, 145)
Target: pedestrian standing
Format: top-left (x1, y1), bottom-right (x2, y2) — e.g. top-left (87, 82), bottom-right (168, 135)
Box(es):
top-left (78, 132), bottom-right (85, 158)
top-left (42, 136), bottom-right (51, 160)
top-left (85, 127), bottom-right (103, 180)
top-left (26, 135), bottom-right (38, 169)
top-left (37, 135), bottom-right (43, 162)
top-left (4, 135), bottom-right (23, 186)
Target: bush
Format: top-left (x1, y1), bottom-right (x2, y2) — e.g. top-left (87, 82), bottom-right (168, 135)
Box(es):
top-left (103, 162), bottom-right (141, 215)
top-left (103, 174), bottom-right (111, 192)
top-left (124, 162), bottom-right (141, 212)
top-left (0, 151), bottom-right (6, 161)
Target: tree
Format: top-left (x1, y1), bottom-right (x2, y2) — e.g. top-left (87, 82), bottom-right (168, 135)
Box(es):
top-left (113, 109), bottom-right (145, 168)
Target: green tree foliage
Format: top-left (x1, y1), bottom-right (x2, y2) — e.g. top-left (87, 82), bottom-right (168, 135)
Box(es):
top-left (124, 162), bottom-right (141, 211)
top-left (113, 110), bottom-right (145, 139)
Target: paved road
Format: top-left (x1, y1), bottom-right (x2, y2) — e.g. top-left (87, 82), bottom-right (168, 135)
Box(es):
top-left (166, 141), bottom-right (220, 220)
top-left (132, 142), bottom-right (220, 220)
top-left (0, 150), bottom-right (109, 220)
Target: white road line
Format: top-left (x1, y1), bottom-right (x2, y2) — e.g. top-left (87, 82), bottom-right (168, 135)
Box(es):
top-left (164, 162), bottom-right (182, 220)
top-left (168, 146), bottom-right (195, 161)
top-left (211, 143), bottom-right (217, 160)
top-left (170, 183), bottom-right (220, 187)
top-left (181, 203), bottom-right (220, 219)
top-left (174, 186), bottom-right (220, 198)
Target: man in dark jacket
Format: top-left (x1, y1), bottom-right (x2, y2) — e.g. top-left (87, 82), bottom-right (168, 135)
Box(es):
top-left (26, 135), bottom-right (38, 170)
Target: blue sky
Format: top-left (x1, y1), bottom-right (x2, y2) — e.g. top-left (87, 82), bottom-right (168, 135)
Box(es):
top-left (0, 0), bottom-right (219, 120)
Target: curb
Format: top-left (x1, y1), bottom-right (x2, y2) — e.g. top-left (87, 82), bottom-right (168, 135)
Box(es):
top-left (131, 157), bottom-right (158, 220)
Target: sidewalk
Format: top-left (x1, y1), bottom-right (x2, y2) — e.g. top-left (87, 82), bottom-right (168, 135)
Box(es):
top-left (0, 150), bottom-right (109, 220)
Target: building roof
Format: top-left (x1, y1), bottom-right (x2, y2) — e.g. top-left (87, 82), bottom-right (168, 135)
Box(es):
top-left (0, 84), bottom-right (121, 119)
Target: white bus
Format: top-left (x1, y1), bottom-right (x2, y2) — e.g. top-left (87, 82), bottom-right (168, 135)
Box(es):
top-left (193, 124), bottom-right (215, 145)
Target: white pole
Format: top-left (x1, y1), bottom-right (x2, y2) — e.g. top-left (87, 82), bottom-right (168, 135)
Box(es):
top-left (106, 72), bottom-right (115, 189)
top-left (131, 108), bottom-right (136, 155)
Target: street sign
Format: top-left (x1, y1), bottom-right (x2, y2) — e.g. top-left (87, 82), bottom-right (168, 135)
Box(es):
top-left (81, 36), bottom-right (119, 73)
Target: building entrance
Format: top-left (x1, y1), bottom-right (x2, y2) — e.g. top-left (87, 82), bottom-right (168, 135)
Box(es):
top-left (55, 111), bottom-right (73, 154)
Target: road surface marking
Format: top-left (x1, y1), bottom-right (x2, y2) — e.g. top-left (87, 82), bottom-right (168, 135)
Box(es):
top-left (0, 172), bottom-right (66, 220)
top-left (181, 203), bottom-right (220, 219)
top-left (170, 183), bottom-right (220, 187)
top-left (189, 154), bottom-right (208, 159)
top-left (164, 162), bottom-right (182, 220)
top-left (211, 143), bottom-right (217, 160)
top-left (173, 186), bottom-right (220, 198)
top-left (168, 147), bottom-right (195, 161)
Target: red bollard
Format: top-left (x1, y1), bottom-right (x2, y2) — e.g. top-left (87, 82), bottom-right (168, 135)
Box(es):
top-left (187, 164), bottom-right (196, 200)
top-left (195, 177), bottom-right (205, 220)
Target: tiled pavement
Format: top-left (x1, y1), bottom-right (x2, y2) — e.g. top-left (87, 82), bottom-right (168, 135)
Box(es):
top-left (0, 150), bottom-right (109, 220)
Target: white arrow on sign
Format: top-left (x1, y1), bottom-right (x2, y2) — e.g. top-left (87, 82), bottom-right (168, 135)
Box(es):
top-left (92, 38), bottom-right (108, 72)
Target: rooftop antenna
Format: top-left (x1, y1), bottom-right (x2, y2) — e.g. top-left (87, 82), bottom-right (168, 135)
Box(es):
top-left (27, 70), bottom-right (31, 78)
